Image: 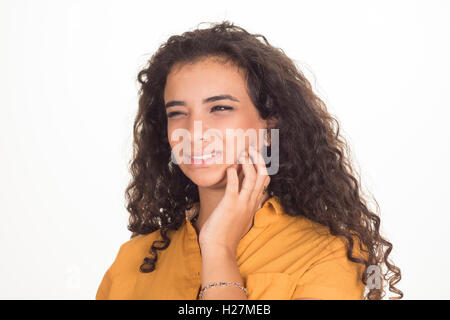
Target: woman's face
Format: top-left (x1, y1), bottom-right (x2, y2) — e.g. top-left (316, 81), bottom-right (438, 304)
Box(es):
top-left (163, 56), bottom-right (268, 188)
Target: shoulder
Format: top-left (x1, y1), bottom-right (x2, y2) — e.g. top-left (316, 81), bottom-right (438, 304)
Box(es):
top-left (117, 228), bottom-right (167, 255)
top-left (264, 197), bottom-right (367, 258)
top-left (274, 211), bottom-right (367, 264)
top-left (108, 229), bottom-right (166, 275)
top-left (266, 197), bottom-right (344, 246)
top-left (243, 209), bottom-right (368, 299)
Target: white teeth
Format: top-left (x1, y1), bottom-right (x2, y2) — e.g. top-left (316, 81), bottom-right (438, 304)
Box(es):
top-left (191, 152), bottom-right (215, 160)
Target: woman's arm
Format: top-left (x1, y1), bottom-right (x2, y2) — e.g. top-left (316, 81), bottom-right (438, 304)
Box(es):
top-left (200, 246), bottom-right (247, 300)
top-left (198, 147), bottom-right (270, 300)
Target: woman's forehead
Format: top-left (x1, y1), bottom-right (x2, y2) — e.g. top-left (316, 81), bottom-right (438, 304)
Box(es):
top-left (164, 58), bottom-right (248, 104)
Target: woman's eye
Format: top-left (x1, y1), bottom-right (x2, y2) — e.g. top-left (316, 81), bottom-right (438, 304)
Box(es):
top-left (167, 111), bottom-right (184, 118)
top-left (210, 105), bottom-right (233, 112)
top-left (167, 106), bottom-right (233, 118)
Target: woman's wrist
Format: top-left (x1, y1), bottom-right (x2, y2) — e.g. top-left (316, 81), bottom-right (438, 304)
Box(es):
top-left (199, 245), bottom-right (247, 300)
top-left (200, 244), bottom-right (236, 260)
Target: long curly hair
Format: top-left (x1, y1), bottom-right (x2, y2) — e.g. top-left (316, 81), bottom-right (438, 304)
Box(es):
top-left (125, 20), bottom-right (402, 300)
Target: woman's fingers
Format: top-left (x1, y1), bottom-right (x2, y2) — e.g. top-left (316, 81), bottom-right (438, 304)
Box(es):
top-left (238, 150), bottom-right (257, 202)
top-left (237, 163), bottom-right (245, 187)
top-left (248, 146), bottom-right (269, 176)
top-left (248, 146), bottom-right (270, 205)
top-left (256, 175), bottom-right (271, 209)
top-left (225, 165), bottom-right (239, 197)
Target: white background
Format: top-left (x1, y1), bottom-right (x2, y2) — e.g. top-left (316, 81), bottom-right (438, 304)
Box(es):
top-left (1, 0), bottom-right (449, 299)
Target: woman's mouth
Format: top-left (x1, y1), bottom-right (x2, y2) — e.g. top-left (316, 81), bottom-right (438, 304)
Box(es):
top-left (184, 151), bottom-right (223, 167)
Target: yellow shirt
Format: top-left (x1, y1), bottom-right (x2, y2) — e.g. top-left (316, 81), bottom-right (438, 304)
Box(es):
top-left (96, 196), bottom-right (367, 300)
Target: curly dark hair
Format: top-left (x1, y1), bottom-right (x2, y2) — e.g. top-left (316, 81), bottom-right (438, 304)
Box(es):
top-left (125, 20), bottom-right (402, 300)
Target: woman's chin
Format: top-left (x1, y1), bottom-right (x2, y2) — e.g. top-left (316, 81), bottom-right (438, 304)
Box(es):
top-left (183, 164), bottom-right (229, 188)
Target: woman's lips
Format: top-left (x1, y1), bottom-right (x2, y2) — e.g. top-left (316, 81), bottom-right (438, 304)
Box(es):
top-left (184, 151), bottom-right (223, 167)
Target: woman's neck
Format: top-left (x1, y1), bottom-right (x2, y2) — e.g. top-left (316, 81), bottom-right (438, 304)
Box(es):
top-left (192, 186), bottom-right (225, 236)
top-left (191, 184), bottom-right (268, 244)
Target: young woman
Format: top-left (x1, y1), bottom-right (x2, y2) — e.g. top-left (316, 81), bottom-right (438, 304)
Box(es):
top-left (96, 21), bottom-right (402, 300)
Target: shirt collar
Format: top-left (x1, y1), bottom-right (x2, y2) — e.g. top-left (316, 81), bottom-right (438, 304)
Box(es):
top-left (253, 196), bottom-right (282, 227)
top-left (262, 196), bottom-right (283, 215)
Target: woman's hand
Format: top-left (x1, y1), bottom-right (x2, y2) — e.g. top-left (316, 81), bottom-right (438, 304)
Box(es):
top-left (198, 146), bottom-right (271, 257)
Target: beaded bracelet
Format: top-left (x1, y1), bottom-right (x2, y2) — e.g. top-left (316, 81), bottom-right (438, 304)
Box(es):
top-left (198, 281), bottom-right (247, 300)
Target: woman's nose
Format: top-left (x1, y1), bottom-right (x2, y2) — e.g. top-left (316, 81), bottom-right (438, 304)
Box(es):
top-left (189, 119), bottom-right (210, 146)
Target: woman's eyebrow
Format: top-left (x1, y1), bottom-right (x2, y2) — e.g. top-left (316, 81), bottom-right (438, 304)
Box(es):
top-left (165, 94), bottom-right (239, 108)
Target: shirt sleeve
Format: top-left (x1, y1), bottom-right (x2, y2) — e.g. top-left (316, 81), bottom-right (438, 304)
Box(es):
top-left (292, 237), bottom-right (367, 300)
top-left (95, 266), bottom-right (113, 300)
top-left (95, 241), bottom-right (130, 300)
